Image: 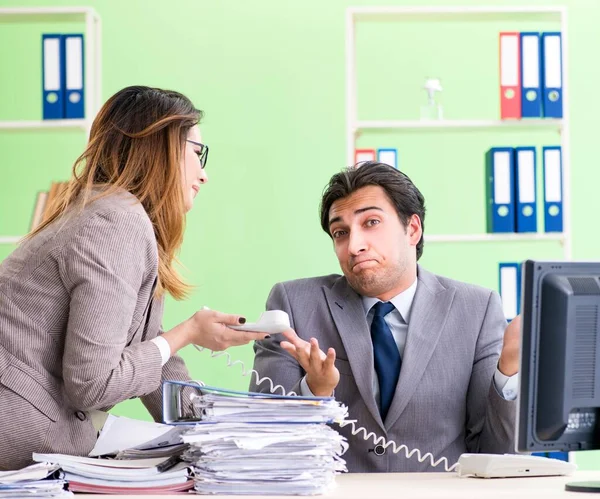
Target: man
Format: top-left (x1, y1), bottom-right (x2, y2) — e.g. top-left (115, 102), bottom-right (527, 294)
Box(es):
top-left (250, 162), bottom-right (520, 472)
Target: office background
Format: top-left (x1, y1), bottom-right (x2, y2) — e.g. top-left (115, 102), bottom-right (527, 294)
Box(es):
top-left (1, 0), bottom-right (599, 468)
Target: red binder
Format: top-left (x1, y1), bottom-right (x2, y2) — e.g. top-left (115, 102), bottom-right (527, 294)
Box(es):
top-left (499, 32), bottom-right (521, 119)
top-left (354, 149), bottom-right (376, 166)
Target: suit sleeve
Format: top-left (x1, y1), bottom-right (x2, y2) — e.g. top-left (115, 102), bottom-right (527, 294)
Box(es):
top-left (141, 346), bottom-right (192, 422)
top-left (58, 210), bottom-right (164, 411)
top-left (465, 290), bottom-right (517, 453)
top-left (249, 282), bottom-right (304, 396)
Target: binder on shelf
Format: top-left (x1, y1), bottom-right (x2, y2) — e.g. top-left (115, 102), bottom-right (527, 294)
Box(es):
top-left (499, 262), bottom-right (521, 321)
top-left (499, 32), bottom-right (521, 119)
top-left (354, 149), bottom-right (376, 165)
top-left (514, 146), bottom-right (537, 233)
top-left (486, 147), bottom-right (515, 233)
top-left (520, 32), bottom-right (542, 118)
top-left (62, 34), bottom-right (85, 119)
top-left (542, 146), bottom-right (563, 232)
top-left (42, 34), bottom-right (64, 119)
top-left (377, 148), bottom-right (397, 169)
top-left (541, 32), bottom-right (563, 118)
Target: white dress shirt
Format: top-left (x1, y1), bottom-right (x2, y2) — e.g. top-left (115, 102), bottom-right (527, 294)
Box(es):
top-left (301, 278), bottom-right (519, 401)
top-left (151, 335), bottom-right (171, 366)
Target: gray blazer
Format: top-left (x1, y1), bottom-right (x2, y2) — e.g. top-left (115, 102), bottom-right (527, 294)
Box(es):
top-left (250, 267), bottom-right (516, 472)
top-left (0, 191), bottom-right (190, 470)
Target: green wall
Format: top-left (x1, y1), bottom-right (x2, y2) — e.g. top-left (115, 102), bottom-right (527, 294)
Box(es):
top-left (2, 0), bottom-right (600, 469)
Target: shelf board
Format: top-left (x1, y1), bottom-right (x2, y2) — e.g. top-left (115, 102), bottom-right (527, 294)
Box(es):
top-left (425, 233), bottom-right (564, 243)
top-left (348, 6), bottom-right (564, 22)
top-left (0, 120), bottom-right (89, 131)
top-left (0, 236), bottom-right (23, 245)
top-left (354, 119), bottom-right (563, 133)
top-left (0, 7), bottom-right (99, 23)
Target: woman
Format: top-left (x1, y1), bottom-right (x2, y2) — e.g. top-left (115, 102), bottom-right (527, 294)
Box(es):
top-left (0, 86), bottom-right (267, 470)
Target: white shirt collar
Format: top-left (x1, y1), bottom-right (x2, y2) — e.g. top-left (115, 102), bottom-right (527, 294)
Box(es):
top-left (362, 277), bottom-right (418, 323)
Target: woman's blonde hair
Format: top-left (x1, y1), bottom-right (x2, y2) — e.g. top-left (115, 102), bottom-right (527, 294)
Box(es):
top-left (29, 85), bottom-right (202, 300)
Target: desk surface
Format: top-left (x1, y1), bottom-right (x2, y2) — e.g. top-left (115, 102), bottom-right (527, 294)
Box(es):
top-left (74, 471), bottom-right (600, 498)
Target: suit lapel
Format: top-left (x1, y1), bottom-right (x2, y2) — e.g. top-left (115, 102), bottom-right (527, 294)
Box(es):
top-left (323, 278), bottom-right (385, 432)
top-left (384, 266), bottom-right (456, 429)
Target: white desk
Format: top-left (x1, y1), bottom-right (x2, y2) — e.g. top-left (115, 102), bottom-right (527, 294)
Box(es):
top-left (75, 471), bottom-right (600, 498)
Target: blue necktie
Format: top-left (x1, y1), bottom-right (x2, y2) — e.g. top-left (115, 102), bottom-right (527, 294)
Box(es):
top-left (371, 301), bottom-right (401, 420)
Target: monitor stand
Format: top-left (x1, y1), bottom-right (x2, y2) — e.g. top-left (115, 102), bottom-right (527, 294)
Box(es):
top-left (566, 482), bottom-right (600, 493)
top-left (563, 449), bottom-right (600, 492)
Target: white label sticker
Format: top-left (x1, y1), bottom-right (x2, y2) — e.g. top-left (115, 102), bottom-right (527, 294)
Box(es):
top-left (43, 38), bottom-right (60, 91)
top-left (545, 149), bottom-right (562, 202)
top-left (517, 150), bottom-right (535, 203)
top-left (522, 35), bottom-right (540, 88)
top-left (501, 35), bottom-right (519, 87)
top-left (500, 266), bottom-right (518, 319)
top-left (494, 151), bottom-right (511, 204)
top-left (544, 36), bottom-right (562, 88)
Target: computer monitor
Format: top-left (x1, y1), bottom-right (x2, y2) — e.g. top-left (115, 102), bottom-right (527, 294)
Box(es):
top-left (518, 260), bottom-right (600, 492)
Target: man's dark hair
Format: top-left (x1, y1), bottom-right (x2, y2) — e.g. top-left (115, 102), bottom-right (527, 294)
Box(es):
top-left (319, 162), bottom-right (426, 260)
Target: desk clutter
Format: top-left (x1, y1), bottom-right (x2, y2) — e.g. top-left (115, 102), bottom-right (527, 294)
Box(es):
top-left (1, 384), bottom-right (348, 495)
top-left (0, 462), bottom-right (71, 498)
top-left (170, 383), bottom-right (349, 495)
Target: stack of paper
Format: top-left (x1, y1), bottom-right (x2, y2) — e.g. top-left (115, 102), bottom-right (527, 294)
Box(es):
top-left (32, 454), bottom-right (193, 494)
top-left (173, 384), bottom-right (348, 495)
top-left (0, 462), bottom-right (71, 498)
top-left (189, 387), bottom-right (348, 424)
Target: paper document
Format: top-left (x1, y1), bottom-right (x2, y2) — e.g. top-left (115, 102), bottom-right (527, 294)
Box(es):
top-left (88, 414), bottom-right (187, 457)
top-left (0, 462), bottom-right (60, 483)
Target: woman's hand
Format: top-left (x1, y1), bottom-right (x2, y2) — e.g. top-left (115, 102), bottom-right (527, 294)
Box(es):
top-left (161, 309), bottom-right (269, 356)
top-left (188, 309), bottom-right (269, 351)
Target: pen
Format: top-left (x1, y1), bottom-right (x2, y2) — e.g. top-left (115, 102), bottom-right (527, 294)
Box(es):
top-left (156, 455), bottom-right (180, 473)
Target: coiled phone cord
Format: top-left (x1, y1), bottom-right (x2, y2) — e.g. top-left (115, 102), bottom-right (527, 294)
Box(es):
top-left (192, 344), bottom-right (458, 472)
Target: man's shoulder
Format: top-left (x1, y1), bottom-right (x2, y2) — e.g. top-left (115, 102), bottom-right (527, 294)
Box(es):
top-left (273, 274), bottom-right (344, 297)
top-left (421, 266), bottom-right (494, 302)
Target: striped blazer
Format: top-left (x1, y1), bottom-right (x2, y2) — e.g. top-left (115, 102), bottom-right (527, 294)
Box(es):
top-left (0, 190), bottom-right (190, 470)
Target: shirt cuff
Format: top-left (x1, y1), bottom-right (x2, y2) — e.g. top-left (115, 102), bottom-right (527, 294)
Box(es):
top-left (150, 336), bottom-right (171, 366)
top-left (300, 376), bottom-right (315, 397)
top-left (494, 368), bottom-right (519, 400)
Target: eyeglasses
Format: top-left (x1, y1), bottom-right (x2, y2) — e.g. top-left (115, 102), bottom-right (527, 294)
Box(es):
top-left (186, 139), bottom-right (209, 169)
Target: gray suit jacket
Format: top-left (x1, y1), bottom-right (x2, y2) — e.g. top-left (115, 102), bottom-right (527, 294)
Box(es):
top-left (250, 267), bottom-right (516, 472)
top-left (0, 190), bottom-right (190, 470)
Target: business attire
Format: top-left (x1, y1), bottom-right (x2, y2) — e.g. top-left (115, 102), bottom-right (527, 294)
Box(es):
top-left (250, 266), bottom-right (517, 472)
top-left (0, 190), bottom-right (190, 470)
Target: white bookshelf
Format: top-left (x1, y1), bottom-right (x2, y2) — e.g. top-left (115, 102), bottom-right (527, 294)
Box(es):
top-left (0, 119), bottom-right (89, 131)
top-left (0, 7), bottom-right (102, 244)
top-left (345, 5), bottom-right (571, 259)
top-left (425, 233), bottom-right (564, 244)
top-left (355, 119), bottom-right (563, 132)
top-left (0, 236), bottom-right (22, 245)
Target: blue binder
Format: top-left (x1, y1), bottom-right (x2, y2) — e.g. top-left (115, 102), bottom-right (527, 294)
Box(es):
top-left (62, 34), bottom-right (85, 119)
top-left (499, 263), bottom-right (521, 321)
top-left (377, 148), bottom-right (397, 169)
top-left (533, 452), bottom-right (569, 462)
top-left (541, 32), bottom-right (563, 118)
top-left (542, 146), bottom-right (563, 232)
top-left (514, 147), bottom-right (537, 233)
top-left (520, 32), bottom-right (542, 118)
top-left (486, 148), bottom-right (515, 233)
top-left (42, 34), bottom-right (64, 119)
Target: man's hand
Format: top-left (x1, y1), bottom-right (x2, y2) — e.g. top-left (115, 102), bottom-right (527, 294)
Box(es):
top-left (280, 329), bottom-right (340, 396)
top-left (498, 314), bottom-right (521, 376)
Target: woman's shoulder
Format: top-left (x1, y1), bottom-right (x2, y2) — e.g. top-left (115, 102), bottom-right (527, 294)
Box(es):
top-left (84, 188), bottom-right (148, 218)
top-left (43, 188), bottom-right (155, 250)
